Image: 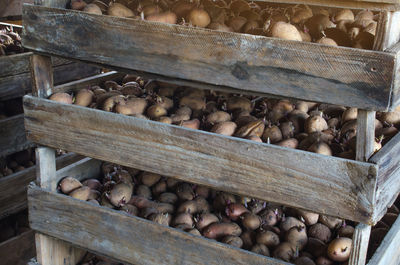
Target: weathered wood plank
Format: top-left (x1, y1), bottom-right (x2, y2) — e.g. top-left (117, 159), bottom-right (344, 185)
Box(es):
top-left (0, 230), bottom-right (36, 265)
top-left (370, 132), bottom-right (400, 222)
top-left (367, 214), bottom-right (400, 265)
top-left (373, 11), bottom-right (400, 51)
top-left (0, 61), bottom-right (100, 101)
top-left (23, 96), bottom-right (379, 223)
top-left (349, 223), bottom-right (372, 265)
top-left (0, 153), bottom-right (83, 219)
top-left (0, 114), bottom-right (33, 157)
top-left (22, 5), bottom-right (397, 111)
top-left (28, 185), bottom-right (290, 265)
top-left (388, 42), bottom-right (400, 110)
top-left (0, 0), bottom-right (34, 17)
top-left (356, 110), bottom-right (376, 162)
top-left (30, 54), bottom-right (53, 98)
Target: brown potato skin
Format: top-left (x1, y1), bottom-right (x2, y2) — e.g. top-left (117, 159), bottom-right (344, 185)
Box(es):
top-left (203, 222), bottom-right (242, 239)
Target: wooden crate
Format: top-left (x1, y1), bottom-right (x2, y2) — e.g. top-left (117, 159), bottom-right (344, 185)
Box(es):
top-left (0, 152), bottom-right (83, 219)
top-left (23, 88), bottom-right (400, 226)
top-left (0, 230), bottom-right (35, 265)
top-left (21, 4), bottom-right (400, 111)
top-left (26, 157), bottom-right (400, 265)
top-left (0, 114), bottom-right (33, 157)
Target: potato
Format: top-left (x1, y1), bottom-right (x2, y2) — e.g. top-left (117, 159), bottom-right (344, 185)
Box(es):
top-left (259, 209), bottom-right (278, 226)
top-left (317, 37), bottom-right (338, 46)
top-left (181, 119), bottom-right (200, 130)
top-left (306, 238), bottom-right (327, 257)
top-left (147, 11), bottom-right (178, 24)
top-left (221, 235), bottom-right (243, 248)
top-left (262, 125), bottom-right (283, 143)
top-left (308, 223), bottom-right (331, 243)
top-left (102, 95), bottom-right (125, 112)
top-left (158, 192), bottom-right (178, 204)
top-left (280, 216), bottom-right (304, 232)
top-left (115, 98), bottom-right (148, 115)
top-left (276, 138), bottom-right (298, 149)
top-left (136, 184), bottom-right (152, 199)
top-left (195, 212), bottom-right (219, 230)
top-left (211, 121), bottom-right (237, 136)
top-left (235, 120), bottom-right (265, 138)
top-left (147, 105), bottom-right (167, 119)
top-left (49, 92), bottom-right (73, 104)
top-left (271, 22), bottom-right (302, 41)
top-left (273, 242), bottom-right (295, 262)
top-left (187, 9), bottom-right (211, 28)
top-left (227, 96), bottom-right (252, 112)
top-left (295, 257), bottom-right (316, 265)
top-left (338, 225), bottom-right (354, 238)
top-left (59, 176), bottom-right (82, 194)
top-left (70, 0), bottom-right (86, 10)
top-left (334, 9), bottom-right (354, 22)
top-left (149, 213), bottom-right (172, 226)
top-left (297, 209), bottom-right (319, 226)
top-left (82, 178), bottom-right (102, 191)
top-left (176, 183), bottom-right (195, 201)
top-left (100, 193), bottom-right (114, 208)
top-left (228, 16), bottom-right (247, 32)
top-left (315, 256), bottom-right (333, 265)
top-left (251, 244), bottom-right (270, 256)
top-left (120, 204), bottom-right (138, 216)
top-left (308, 141), bottom-right (332, 156)
top-left (378, 111), bottom-right (400, 125)
top-left (286, 225), bottom-right (308, 250)
top-left (173, 213), bottom-right (193, 227)
top-left (292, 9), bottom-right (313, 24)
top-left (319, 215), bottom-right (342, 230)
top-left (69, 186), bottom-right (91, 201)
top-left (208, 23), bottom-right (233, 32)
top-left (88, 189), bottom-right (100, 200)
top-left (206, 111), bottom-right (231, 125)
top-left (107, 2), bottom-right (134, 17)
top-left (226, 203), bottom-right (249, 220)
top-left (109, 182), bottom-right (133, 207)
top-left (327, 237), bottom-right (352, 262)
top-left (152, 180), bottom-right (167, 196)
top-left (142, 4), bottom-right (161, 17)
top-left (141, 172), bottom-right (161, 187)
top-left (75, 89), bottom-right (94, 107)
top-left (177, 200), bottom-right (198, 214)
top-left (305, 115), bottom-right (328, 134)
top-left (256, 230), bottom-right (280, 248)
top-left (195, 185), bottom-right (210, 198)
top-left (203, 222), bottom-right (242, 239)
top-left (280, 121), bottom-right (295, 139)
top-left (83, 3), bottom-right (102, 14)
top-left (241, 212), bottom-right (261, 230)
top-left (179, 96), bottom-right (205, 111)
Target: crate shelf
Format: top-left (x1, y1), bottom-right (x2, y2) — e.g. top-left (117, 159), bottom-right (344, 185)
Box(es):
top-left (0, 230), bottom-right (35, 265)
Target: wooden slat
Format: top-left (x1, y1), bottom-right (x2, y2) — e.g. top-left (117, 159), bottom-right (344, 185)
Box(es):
top-left (356, 110), bottom-right (377, 162)
top-left (22, 5), bottom-right (398, 111)
top-left (367, 215), bottom-right (400, 265)
top-left (388, 42), bottom-right (400, 110)
top-left (0, 0), bottom-right (34, 17)
top-left (28, 184), bottom-right (290, 265)
top-left (349, 223), bottom-right (372, 265)
top-left (53, 71), bottom-right (122, 94)
top-left (0, 114), bottom-right (33, 157)
top-left (0, 230), bottom-right (36, 265)
top-left (370, 132), bottom-right (400, 222)
top-left (23, 96), bottom-right (379, 224)
top-left (0, 153), bottom-right (84, 219)
top-left (373, 11), bottom-right (400, 51)
top-left (0, 62), bottom-right (100, 101)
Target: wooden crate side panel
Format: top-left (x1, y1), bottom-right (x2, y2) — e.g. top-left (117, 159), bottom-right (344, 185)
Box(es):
top-left (0, 61), bottom-right (100, 101)
top-left (0, 230), bottom-right (36, 265)
top-left (388, 42), bottom-right (400, 110)
top-left (0, 114), bottom-right (33, 157)
top-left (22, 5), bottom-right (397, 111)
top-left (23, 96), bottom-right (379, 223)
top-left (367, 215), bottom-right (400, 265)
top-left (28, 185), bottom-right (289, 265)
top-left (370, 132), bottom-right (400, 221)
top-left (0, 153), bottom-right (83, 219)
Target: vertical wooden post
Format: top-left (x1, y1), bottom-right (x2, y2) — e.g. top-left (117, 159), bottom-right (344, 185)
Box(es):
top-left (30, 54), bottom-right (85, 264)
top-left (349, 109), bottom-right (375, 265)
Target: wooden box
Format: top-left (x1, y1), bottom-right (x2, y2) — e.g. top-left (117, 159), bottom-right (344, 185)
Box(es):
top-left (27, 157), bottom-right (400, 265)
top-left (22, 4), bottom-right (400, 111)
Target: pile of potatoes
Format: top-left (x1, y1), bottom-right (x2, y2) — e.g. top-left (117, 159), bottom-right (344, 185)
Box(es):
top-left (0, 25), bottom-right (24, 56)
top-left (48, 74), bottom-right (400, 160)
top-left (0, 149), bottom-right (36, 178)
top-left (60, 162), bottom-right (357, 264)
top-left (69, 0), bottom-right (377, 49)
top-left (0, 210), bottom-right (30, 243)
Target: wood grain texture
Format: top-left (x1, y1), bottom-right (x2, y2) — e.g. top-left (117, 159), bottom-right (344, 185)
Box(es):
top-left (0, 114), bottom-right (33, 158)
top-left (22, 5), bottom-right (397, 111)
top-left (370, 132), bottom-right (400, 222)
top-left (367, 215), bottom-right (400, 265)
top-left (0, 61), bottom-right (100, 101)
top-left (23, 96), bottom-right (379, 223)
top-left (0, 230), bottom-right (35, 265)
top-left (373, 11), bottom-right (400, 51)
top-left (0, 0), bottom-right (34, 17)
top-left (0, 153), bottom-right (83, 219)
top-left (388, 42), bottom-right (400, 110)
top-left (349, 223), bottom-right (371, 265)
top-left (30, 55), bottom-right (53, 98)
top-left (28, 185), bottom-right (291, 265)
top-left (356, 110), bottom-right (376, 162)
